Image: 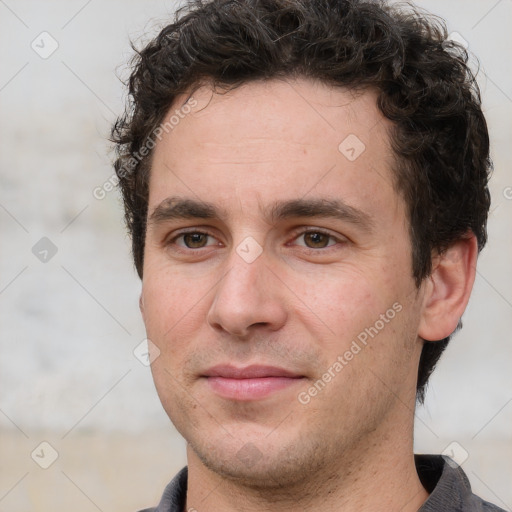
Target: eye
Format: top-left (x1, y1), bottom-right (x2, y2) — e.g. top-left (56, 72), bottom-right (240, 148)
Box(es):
top-left (292, 230), bottom-right (339, 249)
top-left (171, 231), bottom-right (219, 249)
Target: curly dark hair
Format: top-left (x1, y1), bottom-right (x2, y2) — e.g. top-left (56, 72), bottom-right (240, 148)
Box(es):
top-left (111, 0), bottom-right (491, 402)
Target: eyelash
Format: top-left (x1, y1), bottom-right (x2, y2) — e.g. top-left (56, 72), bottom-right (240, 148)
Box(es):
top-left (166, 228), bottom-right (344, 253)
top-left (287, 228), bottom-right (341, 251)
top-left (167, 230), bottom-right (220, 252)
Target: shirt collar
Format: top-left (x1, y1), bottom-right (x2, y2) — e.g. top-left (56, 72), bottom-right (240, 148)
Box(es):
top-left (150, 455), bottom-right (503, 512)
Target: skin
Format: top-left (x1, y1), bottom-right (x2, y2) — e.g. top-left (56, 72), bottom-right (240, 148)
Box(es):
top-left (140, 78), bottom-right (477, 511)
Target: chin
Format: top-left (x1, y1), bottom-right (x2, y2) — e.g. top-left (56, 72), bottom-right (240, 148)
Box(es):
top-left (189, 433), bottom-right (329, 490)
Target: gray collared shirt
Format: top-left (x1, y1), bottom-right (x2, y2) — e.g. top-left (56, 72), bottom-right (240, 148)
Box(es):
top-left (140, 455), bottom-right (505, 511)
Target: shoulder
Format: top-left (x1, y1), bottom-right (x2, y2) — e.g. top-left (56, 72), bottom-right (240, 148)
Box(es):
top-left (416, 454), bottom-right (506, 512)
top-left (136, 467), bottom-right (188, 512)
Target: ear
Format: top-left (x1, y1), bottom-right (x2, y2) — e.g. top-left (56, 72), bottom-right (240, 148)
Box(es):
top-left (418, 234), bottom-right (478, 342)
top-left (139, 293), bottom-right (145, 322)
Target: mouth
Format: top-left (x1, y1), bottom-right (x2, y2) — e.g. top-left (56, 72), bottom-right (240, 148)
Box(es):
top-left (202, 364), bottom-right (306, 401)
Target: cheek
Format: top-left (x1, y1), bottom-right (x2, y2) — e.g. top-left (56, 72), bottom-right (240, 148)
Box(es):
top-left (143, 271), bottom-right (207, 410)
top-left (141, 268), bottom-right (208, 350)
top-left (291, 267), bottom-right (384, 336)
top-left (291, 262), bottom-right (414, 378)
top-left (302, 276), bottom-right (417, 410)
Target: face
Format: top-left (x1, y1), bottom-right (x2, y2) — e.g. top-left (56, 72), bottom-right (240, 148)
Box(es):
top-left (141, 78), bottom-right (426, 487)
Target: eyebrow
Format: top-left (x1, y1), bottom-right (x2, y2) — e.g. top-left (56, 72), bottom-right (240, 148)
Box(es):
top-left (269, 198), bottom-right (374, 232)
top-left (148, 196), bottom-right (374, 232)
top-left (149, 197), bottom-right (222, 224)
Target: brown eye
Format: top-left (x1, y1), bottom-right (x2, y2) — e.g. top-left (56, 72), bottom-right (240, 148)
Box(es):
top-left (182, 232), bottom-right (209, 248)
top-left (302, 231), bottom-right (333, 248)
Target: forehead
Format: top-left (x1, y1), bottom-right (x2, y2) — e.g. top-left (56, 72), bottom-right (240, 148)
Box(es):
top-left (169, 79), bottom-right (387, 153)
top-left (149, 78), bottom-right (401, 222)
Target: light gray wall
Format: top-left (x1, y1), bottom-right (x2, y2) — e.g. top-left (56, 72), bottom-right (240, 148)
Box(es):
top-left (1, 0), bottom-right (511, 508)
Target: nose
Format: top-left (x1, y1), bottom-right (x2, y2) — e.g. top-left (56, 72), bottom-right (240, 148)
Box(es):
top-left (206, 245), bottom-right (288, 338)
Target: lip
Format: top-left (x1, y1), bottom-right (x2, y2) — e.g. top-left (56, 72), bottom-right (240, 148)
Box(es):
top-left (202, 365), bottom-right (305, 401)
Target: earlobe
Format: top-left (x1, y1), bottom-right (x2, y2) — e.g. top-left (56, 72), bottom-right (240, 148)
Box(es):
top-left (418, 235), bottom-right (478, 342)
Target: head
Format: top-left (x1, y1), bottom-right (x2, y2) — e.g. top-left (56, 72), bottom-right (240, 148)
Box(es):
top-left (112, 0), bottom-right (490, 487)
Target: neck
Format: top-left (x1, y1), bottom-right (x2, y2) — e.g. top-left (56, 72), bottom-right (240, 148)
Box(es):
top-left (185, 418), bottom-right (428, 512)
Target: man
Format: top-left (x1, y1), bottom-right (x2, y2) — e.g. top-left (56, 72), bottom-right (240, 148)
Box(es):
top-left (111, 0), bottom-right (499, 510)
